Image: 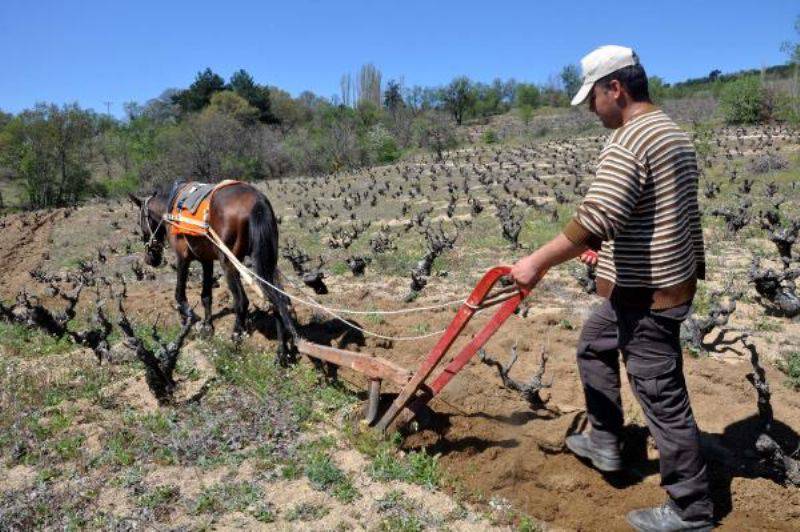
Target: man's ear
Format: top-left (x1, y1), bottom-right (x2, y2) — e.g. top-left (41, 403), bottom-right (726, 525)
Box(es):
top-left (127, 193), bottom-right (142, 208)
top-left (609, 79), bottom-right (625, 100)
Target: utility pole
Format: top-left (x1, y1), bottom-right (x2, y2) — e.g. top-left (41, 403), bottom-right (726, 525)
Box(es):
top-left (102, 101), bottom-right (113, 115)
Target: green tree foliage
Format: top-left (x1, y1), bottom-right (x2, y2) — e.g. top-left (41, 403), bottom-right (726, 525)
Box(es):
top-left (229, 69), bottom-right (276, 124)
top-left (442, 76), bottom-right (475, 125)
top-left (208, 91), bottom-right (260, 125)
top-left (1, 104), bottom-right (95, 207)
top-left (155, 105), bottom-right (266, 183)
top-left (471, 83), bottom-right (506, 118)
top-left (0, 110), bottom-right (12, 129)
top-left (515, 84), bottom-right (540, 108)
top-left (560, 64), bottom-right (582, 101)
top-left (364, 124), bottom-right (400, 164)
top-left (517, 104), bottom-right (534, 125)
top-left (172, 68), bottom-right (226, 114)
top-left (383, 79), bottom-right (404, 115)
top-left (719, 76), bottom-right (768, 124)
top-left (648, 76), bottom-right (667, 104)
top-left (781, 15), bottom-right (800, 65)
top-left (269, 87), bottom-right (312, 134)
top-left (413, 112), bottom-right (458, 161)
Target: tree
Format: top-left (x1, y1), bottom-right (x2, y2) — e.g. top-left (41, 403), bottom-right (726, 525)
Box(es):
top-left (517, 105), bottom-right (534, 126)
top-left (208, 91), bottom-right (260, 125)
top-left (155, 106), bottom-right (265, 183)
top-left (269, 87), bottom-right (311, 134)
top-left (413, 112), bottom-right (459, 161)
top-left (648, 76), bottom-right (667, 104)
top-left (560, 64), bottom-right (582, 101)
top-left (719, 76), bottom-right (768, 124)
top-left (442, 76), bottom-right (475, 125)
top-left (171, 68), bottom-right (226, 114)
top-left (357, 63), bottom-right (382, 107)
top-left (340, 73), bottom-right (354, 107)
top-left (383, 79), bottom-right (404, 115)
top-left (472, 82), bottom-right (505, 117)
top-left (229, 69), bottom-right (275, 123)
top-left (515, 83), bottom-right (540, 108)
top-left (2, 104), bottom-right (95, 207)
top-left (780, 15), bottom-right (800, 119)
top-left (0, 110), bottom-right (11, 129)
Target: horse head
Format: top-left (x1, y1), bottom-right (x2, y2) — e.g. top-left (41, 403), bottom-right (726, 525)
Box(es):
top-left (128, 192), bottom-right (165, 267)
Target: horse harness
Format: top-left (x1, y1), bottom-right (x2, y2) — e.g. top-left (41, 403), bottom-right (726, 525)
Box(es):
top-left (163, 180), bottom-right (241, 237)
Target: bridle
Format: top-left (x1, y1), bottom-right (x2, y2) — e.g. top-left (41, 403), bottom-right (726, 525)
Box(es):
top-left (140, 194), bottom-right (165, 252)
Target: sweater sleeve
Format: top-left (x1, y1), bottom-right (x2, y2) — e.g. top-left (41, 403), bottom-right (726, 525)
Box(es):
top-left (687, 167), bottom-right (706, 280)
top-left (562, 143), bottom-right (644, 247)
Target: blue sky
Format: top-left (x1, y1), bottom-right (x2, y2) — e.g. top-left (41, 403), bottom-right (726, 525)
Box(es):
top-left (0, 0), bottom-right (796, 117)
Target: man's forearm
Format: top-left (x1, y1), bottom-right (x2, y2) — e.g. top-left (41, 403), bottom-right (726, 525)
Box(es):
top-left (530, 233), bottom-right (589, 269)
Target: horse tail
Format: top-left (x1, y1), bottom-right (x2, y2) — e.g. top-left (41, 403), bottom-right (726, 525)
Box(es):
top-left (248, 196), bottom-right (299, 343)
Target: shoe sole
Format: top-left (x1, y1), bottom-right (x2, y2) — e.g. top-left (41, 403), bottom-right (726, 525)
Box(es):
top-left (565, 438), bottom-right (623, 473)
top-left (625, 515), bottom-right (713, 532)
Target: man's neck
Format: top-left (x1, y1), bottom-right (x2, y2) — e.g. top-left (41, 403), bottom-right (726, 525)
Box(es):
top-left (621, 101), bottom-right (657, 126)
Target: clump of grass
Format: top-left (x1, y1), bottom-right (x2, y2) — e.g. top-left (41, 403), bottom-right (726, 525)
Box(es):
top-left (191, 481), bottom-right (263, 516)
top-left (375, 489), bottom-right (441, 531)
top-left (137, 484), bottom-right (180, 520)
top-left (779, 351), bottom-right (800, 390)
top-left (301, 438), bottom-right (359, 503)
top-left (368, 445), bottom-right (442, 489)
top-left (285, 501), bottom-right (330, 522)
top-left (0, 321), bottom-right (74, 357)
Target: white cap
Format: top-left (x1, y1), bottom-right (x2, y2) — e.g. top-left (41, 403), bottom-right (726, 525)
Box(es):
top-left (570, 45), bottom-right (640, 106)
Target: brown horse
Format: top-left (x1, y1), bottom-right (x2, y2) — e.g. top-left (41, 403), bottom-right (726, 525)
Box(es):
top-left (128, 181), bottom-right (297, 363)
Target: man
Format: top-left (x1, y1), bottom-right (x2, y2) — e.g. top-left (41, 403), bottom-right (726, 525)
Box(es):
top-left (510, 45), bottom-right (713, 531)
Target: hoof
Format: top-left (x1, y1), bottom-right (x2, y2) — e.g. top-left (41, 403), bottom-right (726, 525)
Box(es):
top-left (197, 322), bottom-right (214, 337)
top-left (230, 330), bottom-right (249, 343)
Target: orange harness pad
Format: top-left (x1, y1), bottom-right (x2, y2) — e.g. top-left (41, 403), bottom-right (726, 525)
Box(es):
top-left (166, 180), bottom-right (239, 236)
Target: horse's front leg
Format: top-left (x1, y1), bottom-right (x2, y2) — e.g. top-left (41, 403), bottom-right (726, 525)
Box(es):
top-left (175, 255), bottom-right (198, 323)
top-left (199, 260), bottom-right (214, 336)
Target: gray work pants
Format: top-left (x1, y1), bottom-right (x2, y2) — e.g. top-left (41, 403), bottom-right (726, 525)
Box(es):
top-left (576, 299), bottom-right (713, 521)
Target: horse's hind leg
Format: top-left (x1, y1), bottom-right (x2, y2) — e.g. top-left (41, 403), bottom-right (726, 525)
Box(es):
top-left (262, 276), bottom-right (298, 366)
top-left (199, 261), bottom-right (214, 336)
top-left (221, 260), bottom-right (249, 339)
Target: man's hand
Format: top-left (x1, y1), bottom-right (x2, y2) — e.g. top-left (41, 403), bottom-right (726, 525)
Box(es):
top-left (578, 250), bottom-right (598, 267)
top-left (510, 254), bottom-right (548, 291)
top-left (508, 234), bottom-right (590, 292)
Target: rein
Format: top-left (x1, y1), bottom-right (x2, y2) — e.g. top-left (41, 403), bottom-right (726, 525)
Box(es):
top-left (141, 195), bottom-right (166, 252)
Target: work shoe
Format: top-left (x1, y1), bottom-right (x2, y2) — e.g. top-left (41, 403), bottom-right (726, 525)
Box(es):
top-left (626, 503), bottom-right (713, 531)
top-left (565, 433), bottom-right (622, 472)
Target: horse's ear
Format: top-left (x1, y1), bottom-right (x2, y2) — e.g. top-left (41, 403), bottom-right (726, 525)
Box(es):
top-left (127, 193), bottom-right (142, 208)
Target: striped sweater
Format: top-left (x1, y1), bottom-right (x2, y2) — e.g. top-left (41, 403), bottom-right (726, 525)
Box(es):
top-left (563, 109), bottom-right (705, 309)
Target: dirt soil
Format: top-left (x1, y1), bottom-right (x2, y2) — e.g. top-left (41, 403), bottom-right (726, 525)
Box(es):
top-left (2, 188), bottom-right (800, 530)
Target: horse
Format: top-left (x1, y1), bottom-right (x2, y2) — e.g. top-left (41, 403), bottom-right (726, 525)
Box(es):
top-left (128, 181), bottom-right (298, 364)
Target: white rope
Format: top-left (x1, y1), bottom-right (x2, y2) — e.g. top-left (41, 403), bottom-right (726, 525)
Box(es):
top-left (278, 269), bottom-right (467, 315)
top-left (159, 215), bottom-right (467, 314)
top-left (202, 227), bottom-right (454, 341)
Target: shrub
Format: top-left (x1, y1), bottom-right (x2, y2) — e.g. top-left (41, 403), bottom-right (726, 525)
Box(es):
top-left (517, 104), bottom-right (534, 126)
top-left (779, 351), bottom-right (800, 390)
top-left (481, 129), bottom-right (499, 144)
top-left (718, 76), bottom-right (768, 124)
top-left (364, 124), bottom-right (400, 164)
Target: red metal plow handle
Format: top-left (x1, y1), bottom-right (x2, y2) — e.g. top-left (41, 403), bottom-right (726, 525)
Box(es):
top-left (374, 266), bottom-right (528, 432)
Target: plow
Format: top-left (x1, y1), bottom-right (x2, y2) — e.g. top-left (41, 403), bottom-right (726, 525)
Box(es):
top-left (294, 265), bottom-right (528, 432)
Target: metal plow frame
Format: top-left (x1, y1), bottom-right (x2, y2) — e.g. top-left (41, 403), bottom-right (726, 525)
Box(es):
top-left (296, 266), bottom-right (528, 432)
